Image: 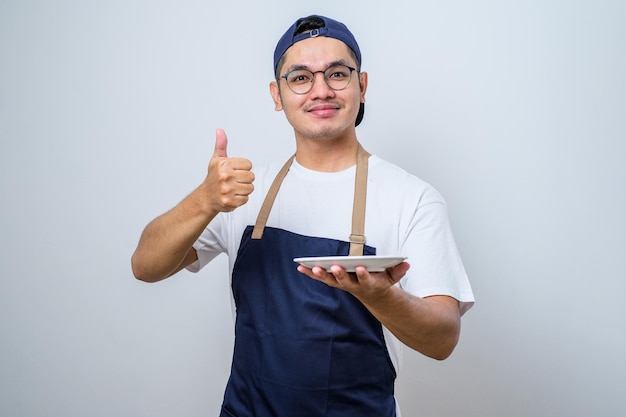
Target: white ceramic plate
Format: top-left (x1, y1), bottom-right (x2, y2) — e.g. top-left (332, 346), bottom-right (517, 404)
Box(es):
top-left (293, 255), bottom-right (407, 272)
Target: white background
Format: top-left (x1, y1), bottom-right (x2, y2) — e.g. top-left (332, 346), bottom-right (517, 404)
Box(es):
top-left (1, 1), bottom-right (625, 416)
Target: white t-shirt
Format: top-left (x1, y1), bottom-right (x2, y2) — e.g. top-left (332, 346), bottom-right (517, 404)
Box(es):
top-left (189, 155), bottom-right (474, 374)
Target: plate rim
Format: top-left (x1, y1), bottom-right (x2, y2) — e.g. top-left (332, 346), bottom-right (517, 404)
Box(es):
top-left (293, 255), bottom-right (407, 272)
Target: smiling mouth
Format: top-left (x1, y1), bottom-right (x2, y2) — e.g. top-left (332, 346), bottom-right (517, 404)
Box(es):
top-left (306, 103), bottom-right (341, 116)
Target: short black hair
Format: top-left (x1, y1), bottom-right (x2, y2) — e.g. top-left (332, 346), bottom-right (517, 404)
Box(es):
top-left (295, 15), bottom-right (325, 33)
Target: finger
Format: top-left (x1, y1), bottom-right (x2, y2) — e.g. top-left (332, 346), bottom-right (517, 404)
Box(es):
top-left (330, 265), bottom-right (349, 277)
top-left (213, 128), bottom-right (228, 158)
top-left (392, 261), bottom-right (410, 274)
top-left (297, 265), bottom-right (338, 286)
top-left (330, 265), bottom-right (358, 285)
top-left (313, 266), bottom-right (330, 277)
top-left (385, 262), bottom-right (411, 283)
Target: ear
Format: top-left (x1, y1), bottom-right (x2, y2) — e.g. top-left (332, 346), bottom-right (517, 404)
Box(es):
top-left (358, 71), bottom-right (368, 103)
top-left (269, 81), bottom-right (283, 111)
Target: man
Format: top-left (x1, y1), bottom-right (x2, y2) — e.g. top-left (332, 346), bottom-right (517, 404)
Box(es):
top-left (132, 15), bottom-right (474, 417)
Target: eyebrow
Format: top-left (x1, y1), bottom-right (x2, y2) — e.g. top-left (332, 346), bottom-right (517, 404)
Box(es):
top-left (284, 59), bottom-right (352, 74)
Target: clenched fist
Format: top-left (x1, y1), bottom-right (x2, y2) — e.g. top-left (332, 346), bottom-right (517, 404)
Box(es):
top-left (205, 128), bottom-right (255, 213)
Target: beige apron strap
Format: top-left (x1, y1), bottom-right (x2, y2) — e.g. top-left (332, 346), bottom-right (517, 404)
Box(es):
top-left (251, 154), bottom-right (295, 239)
top-left (349, 144), bottom-right (370, 256)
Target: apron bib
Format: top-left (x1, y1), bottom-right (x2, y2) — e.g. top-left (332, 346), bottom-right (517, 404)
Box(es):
top-left (220, 145), bottom-right (396, 417)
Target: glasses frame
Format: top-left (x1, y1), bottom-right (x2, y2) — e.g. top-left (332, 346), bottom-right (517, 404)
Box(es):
top-left (280, 64), bottom-right (357, 95)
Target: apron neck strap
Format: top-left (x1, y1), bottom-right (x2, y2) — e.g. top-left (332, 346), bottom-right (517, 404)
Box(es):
top-left (251, 154), bottom-right (295, 240)
top-left (349, 144), bottom-right (370, 256)
top-left (252, 144), bottom-right (371, 257)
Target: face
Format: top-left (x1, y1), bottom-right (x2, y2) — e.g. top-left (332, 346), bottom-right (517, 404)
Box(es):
top-left (270, 37), bottom-right (368, 142)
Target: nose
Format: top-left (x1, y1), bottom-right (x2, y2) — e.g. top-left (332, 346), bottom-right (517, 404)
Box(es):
top-left (308, 71), bottom-right (335, 99)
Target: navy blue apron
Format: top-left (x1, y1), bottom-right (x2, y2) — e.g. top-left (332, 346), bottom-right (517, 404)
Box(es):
top-left (219, 145), bottom-right (396, 417)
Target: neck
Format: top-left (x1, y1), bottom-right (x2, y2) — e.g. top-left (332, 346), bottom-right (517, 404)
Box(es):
top-left (294, 134), bottom-right (360, 172)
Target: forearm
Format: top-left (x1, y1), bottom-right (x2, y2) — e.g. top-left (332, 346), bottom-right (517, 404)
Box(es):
top-left (131, 186), bottom-right (217, 282)
top-left (132, 129), bottom-right (254, 282)
top-left (297, 263), bottom-right (462, 359)
top-left (358, 287), bottom-right (461, 360)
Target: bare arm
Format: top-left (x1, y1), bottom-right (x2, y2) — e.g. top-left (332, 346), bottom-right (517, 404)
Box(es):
top-left (130, 189), bottom-right (216, 282)
top-left (297, 263), bottom-right (461, 360)
top-left (131, 129), bottom-right (254, 282)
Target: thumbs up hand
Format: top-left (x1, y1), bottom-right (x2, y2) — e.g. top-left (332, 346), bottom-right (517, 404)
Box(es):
top-left (204, 128), bottom-right (254, 213)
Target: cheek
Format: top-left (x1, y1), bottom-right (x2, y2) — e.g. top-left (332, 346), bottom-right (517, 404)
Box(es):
top-left (279, 93), bottom-right (305, 114)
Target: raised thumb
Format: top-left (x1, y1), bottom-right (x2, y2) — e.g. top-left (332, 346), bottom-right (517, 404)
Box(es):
top-left (213, 128), bottom-right (228, 158)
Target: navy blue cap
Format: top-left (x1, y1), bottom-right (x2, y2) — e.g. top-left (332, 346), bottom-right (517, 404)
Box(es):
top-left (273, 15), bottom-right (362, 73)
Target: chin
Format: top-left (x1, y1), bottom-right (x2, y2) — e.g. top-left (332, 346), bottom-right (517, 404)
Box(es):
top-left (297, 121), bottom-right (354, 141)
top-left (299, 130), bottom-right (341, 141)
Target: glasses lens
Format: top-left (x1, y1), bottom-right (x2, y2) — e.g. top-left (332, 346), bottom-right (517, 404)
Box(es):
top-left (286, 70), bottom-right (313, 94)
top-left (324, 65), bottom-right (353, 90)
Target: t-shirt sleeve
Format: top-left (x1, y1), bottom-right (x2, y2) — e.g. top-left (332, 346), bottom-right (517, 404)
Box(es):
top-left (185, 214), bottom-right (229, 273)
top-left (399, 189), bottom-right (475, 315)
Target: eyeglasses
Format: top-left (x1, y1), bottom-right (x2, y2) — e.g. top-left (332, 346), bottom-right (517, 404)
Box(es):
top-left (280, 64), bottom-right (357, 95)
